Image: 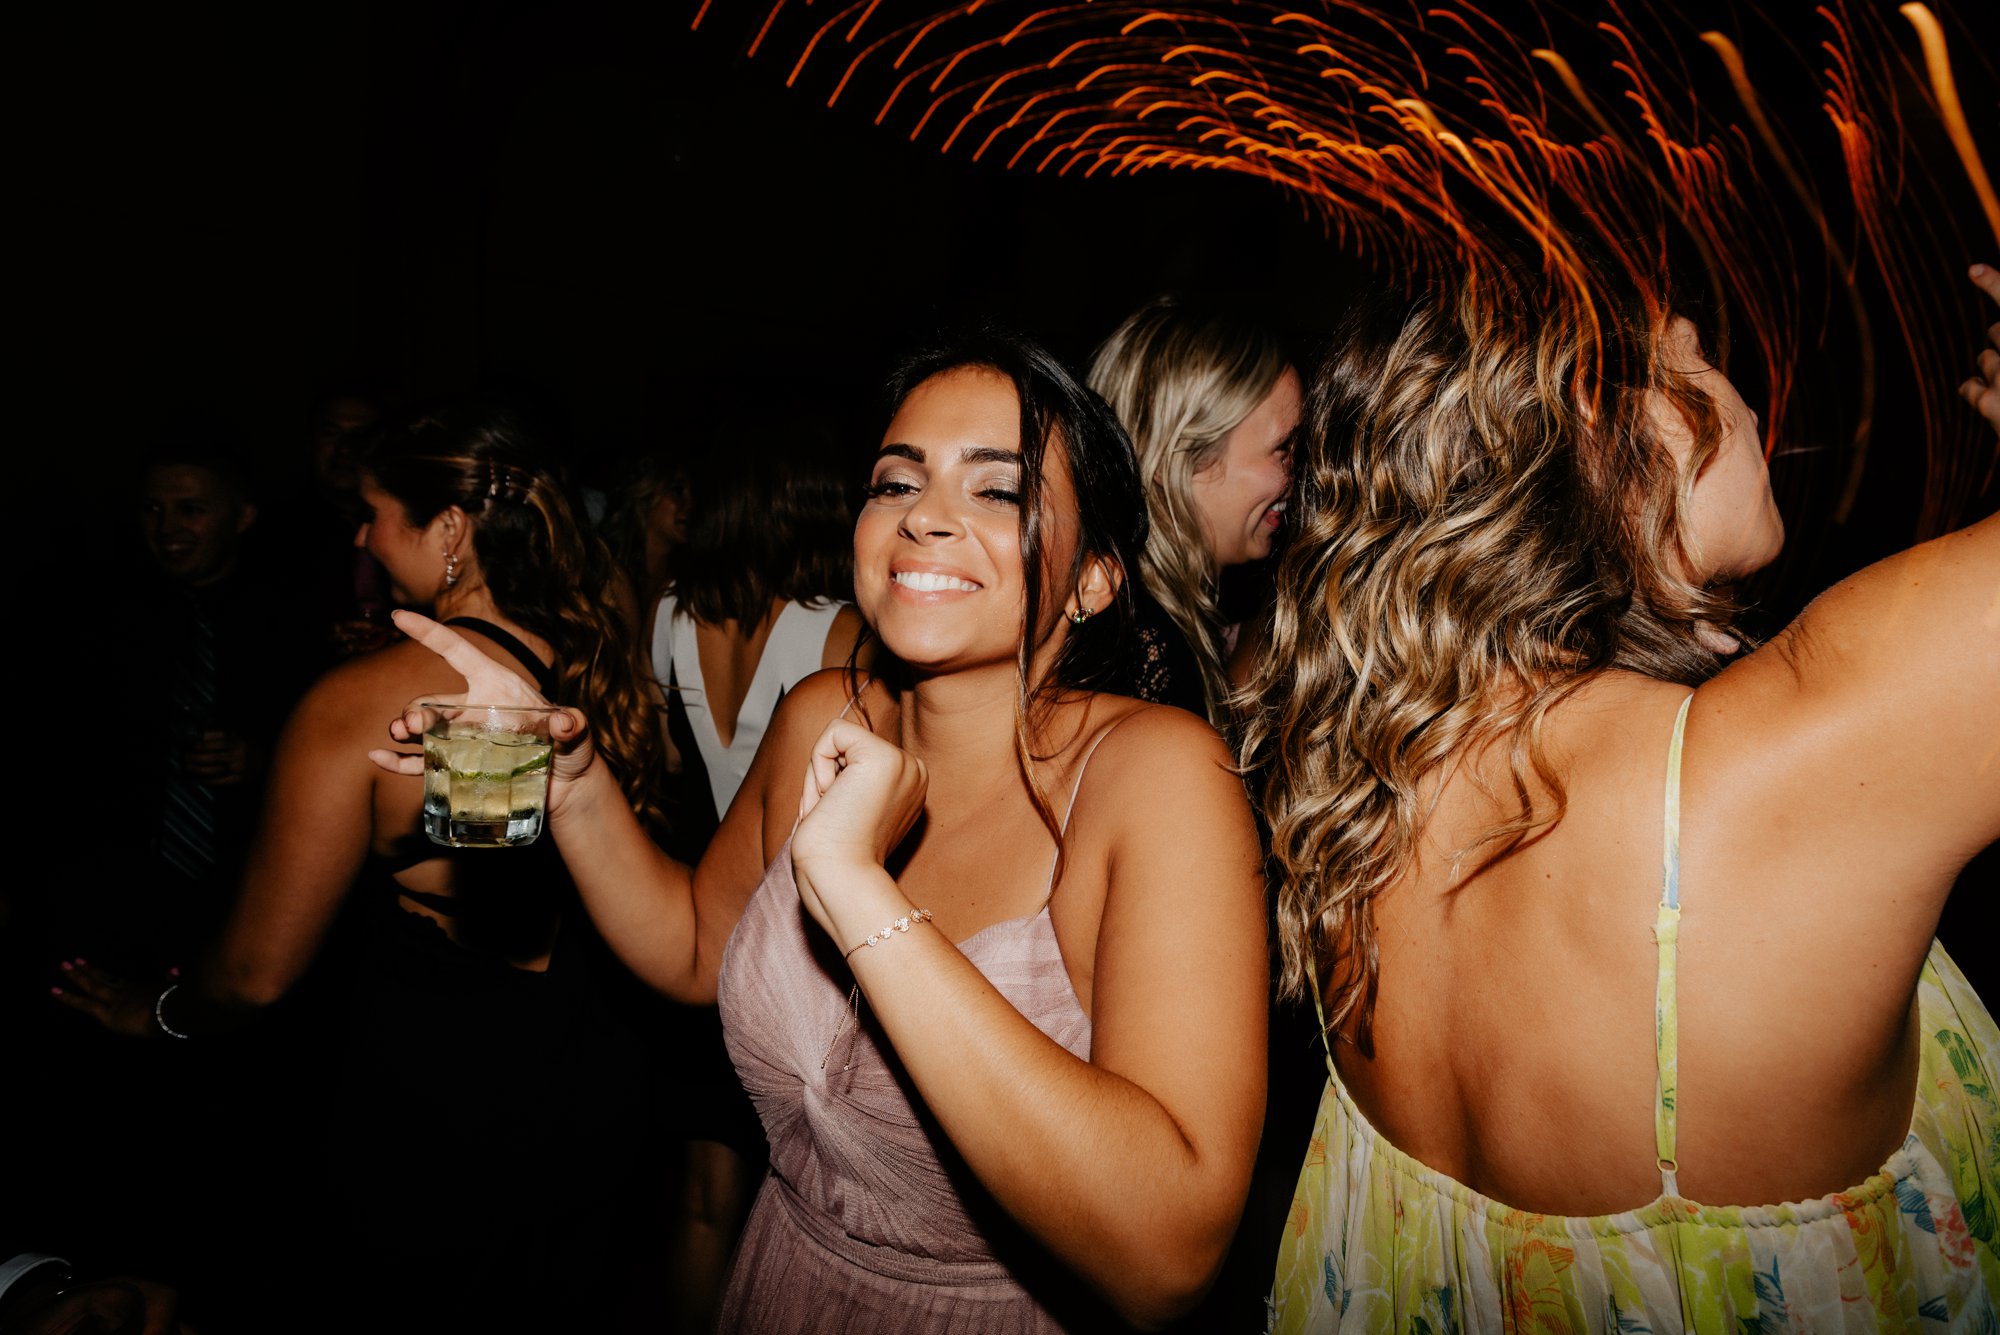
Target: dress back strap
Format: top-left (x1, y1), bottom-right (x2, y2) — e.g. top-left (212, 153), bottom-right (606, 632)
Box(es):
top-left (1652, 693), bottom-right (1694, 1197)
top-left (444, 616), bottom-right (559, 698)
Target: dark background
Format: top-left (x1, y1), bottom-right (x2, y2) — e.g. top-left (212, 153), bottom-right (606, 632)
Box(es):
top-left (30, 1), bottom-right (1992, 532)
top-left (37, 2), bottom-right (1379, 490)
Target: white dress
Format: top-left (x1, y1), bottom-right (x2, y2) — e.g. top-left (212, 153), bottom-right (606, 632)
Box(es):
top-left (651, 596), bottom-right (847, 818)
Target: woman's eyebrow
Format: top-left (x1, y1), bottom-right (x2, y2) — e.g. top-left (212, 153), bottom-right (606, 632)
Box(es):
top-left (961, 446), bottom-right (1021, 465)
top-left (876, 443), bottom-right (924, 462)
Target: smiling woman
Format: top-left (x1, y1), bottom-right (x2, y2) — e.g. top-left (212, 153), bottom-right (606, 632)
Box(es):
top-left (379, 327), bottom-right (1269, 1332)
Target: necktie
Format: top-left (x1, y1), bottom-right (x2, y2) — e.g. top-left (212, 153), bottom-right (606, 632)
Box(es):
top-left (158, 595), bottom-right (217, 881)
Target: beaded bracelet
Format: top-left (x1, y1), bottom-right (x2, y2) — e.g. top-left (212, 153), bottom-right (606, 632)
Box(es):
top-left (154, 983), bottom-right (192, 1040)
top-left (843, 907), bottom-right (934, 960)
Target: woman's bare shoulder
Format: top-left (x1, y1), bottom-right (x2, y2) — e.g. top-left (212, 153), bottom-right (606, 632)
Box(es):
top-left (781, 666), bottom-right (878, 721)
top-left (757, 668), bottom-right (884, 767)
top-left (1086, 697), bottom-right (1230, 765)
top-left (287, 638), bottom-right (470, 739)
top-left (1069, 698), bottom-right (1243, 822)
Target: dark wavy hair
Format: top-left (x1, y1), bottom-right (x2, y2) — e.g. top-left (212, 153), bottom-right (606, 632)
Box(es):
top-left (668, 410), bottom-right (856, 626)
top-left (359, 410), bottom-right (670, 834)
top-left (875, 327), bottom-right (1150, 840)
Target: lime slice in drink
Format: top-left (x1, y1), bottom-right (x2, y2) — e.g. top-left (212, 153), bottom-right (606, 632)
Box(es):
top-left (508, 749), bottom-right (551, 777)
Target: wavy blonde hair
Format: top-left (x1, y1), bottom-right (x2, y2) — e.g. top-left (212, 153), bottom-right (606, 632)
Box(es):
top-left (1236, 276), bottom-right (1742, 1049)
top-left (1088, 295), bottom-right (1289, 721)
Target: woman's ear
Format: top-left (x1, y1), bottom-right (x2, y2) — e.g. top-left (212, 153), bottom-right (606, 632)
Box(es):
top-left (430, 505), bottom-right (470, 556)
top-left (1066, 554), bottom-right (1125, 620)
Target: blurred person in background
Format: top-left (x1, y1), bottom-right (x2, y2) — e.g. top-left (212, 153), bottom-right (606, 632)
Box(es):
top-left (255, 387), bottom-right (397, 660)
top-left (646, 411), bottom-right (869, 1332)
top-left (1087, 295), bottom-right (1299, 726)
top-left (58, 409), bottom-right (676, 1335)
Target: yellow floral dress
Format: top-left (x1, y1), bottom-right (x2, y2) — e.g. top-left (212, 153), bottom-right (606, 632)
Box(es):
top-left (1270, 698), bottom-right (2000, 1333)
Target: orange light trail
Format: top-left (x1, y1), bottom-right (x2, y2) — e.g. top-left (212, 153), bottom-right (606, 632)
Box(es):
top-left (704, 0), bottom-right (1995, 539)
top-left (1900, 3), bottom-right (2000, 248)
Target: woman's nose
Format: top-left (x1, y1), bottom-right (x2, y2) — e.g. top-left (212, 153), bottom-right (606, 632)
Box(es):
top-left (899, 496), bottom-right (962, 542)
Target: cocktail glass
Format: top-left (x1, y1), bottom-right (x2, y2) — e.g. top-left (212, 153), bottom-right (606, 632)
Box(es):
top-left (419, 703), bottom-right (559, 848)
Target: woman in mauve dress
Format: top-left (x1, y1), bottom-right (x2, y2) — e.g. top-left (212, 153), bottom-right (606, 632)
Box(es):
top-left (378, 327), bottom-right (1269, 1333)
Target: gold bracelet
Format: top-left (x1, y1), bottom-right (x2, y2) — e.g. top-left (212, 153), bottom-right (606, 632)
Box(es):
top-left (843, 907), bottom-right (934, 960)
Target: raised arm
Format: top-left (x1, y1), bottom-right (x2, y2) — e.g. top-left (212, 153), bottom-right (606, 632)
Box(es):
top-left (1690, 272), bottom-right (2000, 988)
top-left (374, 611), bottom-right (828, 1003)
top-left (789, 706), bottom-right (1267, 1327)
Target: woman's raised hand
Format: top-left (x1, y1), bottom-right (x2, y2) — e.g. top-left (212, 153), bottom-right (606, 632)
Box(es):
top-left (789, 719), bottom-right (929, 944)
top-left (366, 610), bottom-right (600, 816)
top-left (1964, 263), bottom-right (2000, 437)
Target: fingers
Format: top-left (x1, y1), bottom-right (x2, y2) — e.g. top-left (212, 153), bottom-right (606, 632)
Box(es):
top-left (60, 961), bottom-right (146, 1006)
top-left (50, 981), bottom-right (102, 1019)
top-left (799, 738), bottom-right (847, 820)
top-left (391, 610), bottom-right (550, 704)
top-left (799, 765), bottom-right (823, 823)
top-left (797, 720), bottom-right (857, 821)
top-left (1962, 376), bottom-right (2000, 434)
top-left (52, 959), bottom-right (115, 1018)
top-left (388, 699), bottom-right (449, 744)
top-left (1964, 268), bottom-right (2000, 437)
top-left (1970, 262), bottom-right (2000, 309)
top-left (185, 734), bottom-right (248, 783)
top-left (549, 708), bottom-right (589, 745)
top-left (369, 748), bottom-right (425, 777)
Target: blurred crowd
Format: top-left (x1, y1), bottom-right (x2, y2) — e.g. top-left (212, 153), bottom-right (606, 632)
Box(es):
top-left (7, 266), bottom-right (1997, 1335)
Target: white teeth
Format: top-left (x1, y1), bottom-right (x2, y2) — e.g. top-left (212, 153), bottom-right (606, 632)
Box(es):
top-left (893, 571), bottom-right (981, 593)
top-left (1269, 500), bottom-right (1288, 512)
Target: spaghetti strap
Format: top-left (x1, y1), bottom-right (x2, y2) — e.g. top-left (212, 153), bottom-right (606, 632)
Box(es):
top-left (1651, 693), bottom-right (1694, 1197)
top-left (1039, 709), bottom-right (1140, 904)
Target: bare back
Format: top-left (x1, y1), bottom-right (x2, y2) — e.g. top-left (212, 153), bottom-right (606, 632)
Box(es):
top-left (1345, 669), bottom-right (1933, 1215)
top-left (215, 618), bottom-right (558, 1000)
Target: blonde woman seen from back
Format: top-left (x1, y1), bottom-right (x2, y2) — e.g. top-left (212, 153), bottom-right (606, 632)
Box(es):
top-left (1249, 267), bottom-right (2000, 1331)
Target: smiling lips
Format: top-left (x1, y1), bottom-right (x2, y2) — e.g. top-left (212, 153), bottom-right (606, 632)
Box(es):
top-left (1262, 498), bottom-right (1289, 530)
top-left (892, 570), bottom-right (982, 593)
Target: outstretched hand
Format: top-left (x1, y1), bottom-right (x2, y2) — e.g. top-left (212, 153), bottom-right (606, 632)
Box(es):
top-left (51, 959), bottom-right (166, 1038)
top-left (789, 720), bottom-right (929, 946)
top-left (1964, 263), bottom-right (2000, 437)
top-left (366, 610), bottom-right (600, 817)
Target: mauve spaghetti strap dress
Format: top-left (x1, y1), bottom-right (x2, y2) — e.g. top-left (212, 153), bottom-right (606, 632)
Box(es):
top-left (714, 841), bottom-right (1097, 1333)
